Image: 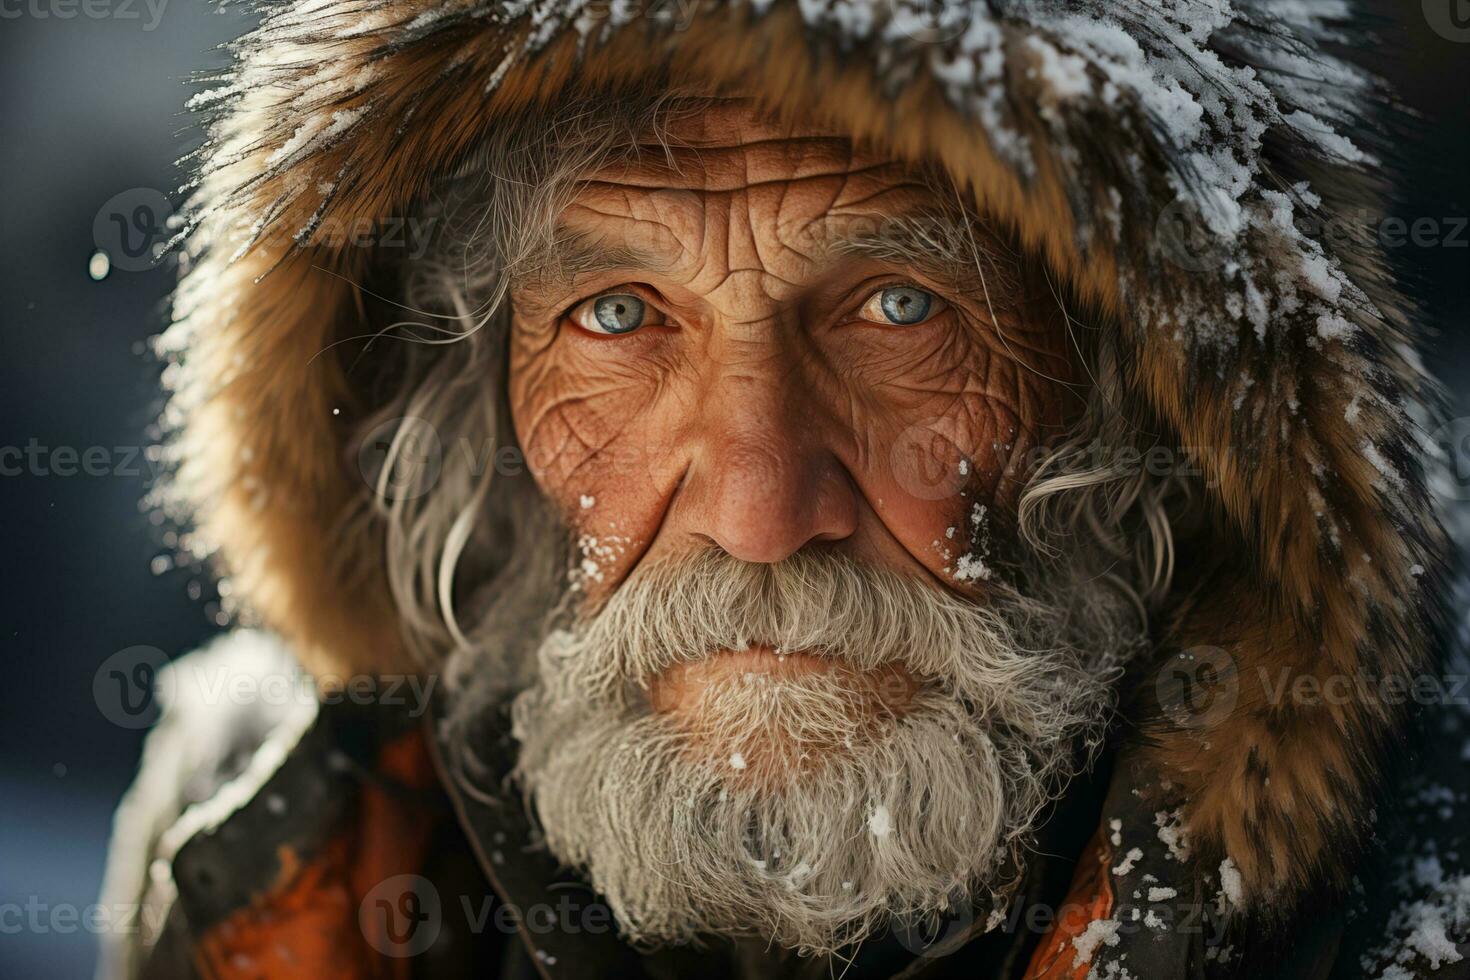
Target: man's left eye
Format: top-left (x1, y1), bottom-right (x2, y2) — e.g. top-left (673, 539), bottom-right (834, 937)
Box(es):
top-left (569, 292), bottom-right (666, 335)
top-left (858, 285), bottom-right (946, 326)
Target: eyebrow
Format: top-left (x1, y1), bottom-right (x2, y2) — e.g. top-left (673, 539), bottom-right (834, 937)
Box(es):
top-left (510, 225), bottom-right (672, 296)
top-left (511, 209), bottom-right (1017, 300)
top-left (823, 211), bottom-right (1019, 293)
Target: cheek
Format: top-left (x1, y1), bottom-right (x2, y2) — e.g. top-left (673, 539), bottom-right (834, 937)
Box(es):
top-left (834, 320), bottom-right (1069, 587)
top-left (509, 325), bottom-right (691, 588)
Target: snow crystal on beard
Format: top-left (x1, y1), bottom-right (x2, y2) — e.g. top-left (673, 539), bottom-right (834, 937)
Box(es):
top-left (508, 548), bottom-right (1133, 955)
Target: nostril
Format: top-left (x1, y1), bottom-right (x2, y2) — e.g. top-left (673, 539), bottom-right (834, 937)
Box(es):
top-left (694, 440), bottom-right (857, 564)
top-left (810, 466), bottom-right (861, 542)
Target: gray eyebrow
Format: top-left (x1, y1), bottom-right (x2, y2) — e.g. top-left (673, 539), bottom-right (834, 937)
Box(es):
top-left (510, 224), bottom-right (672, 293)
top-left (511, 210), bottom-right (1017, 297)
top-left (823, 211), bottom-right (1019, 292)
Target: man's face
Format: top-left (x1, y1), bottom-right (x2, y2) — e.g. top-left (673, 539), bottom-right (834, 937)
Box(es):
top-left (496, 100), bottom-right (1116, 953)
top-left (509, 101), bottom-right (1075, 730)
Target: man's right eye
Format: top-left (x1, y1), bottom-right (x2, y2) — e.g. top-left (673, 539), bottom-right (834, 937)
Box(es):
top-left (570, 292), bottom-right (663, 335)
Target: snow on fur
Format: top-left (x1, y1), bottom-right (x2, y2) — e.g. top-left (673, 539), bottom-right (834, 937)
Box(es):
top-left (150, 0), bottom-right (1450, 941)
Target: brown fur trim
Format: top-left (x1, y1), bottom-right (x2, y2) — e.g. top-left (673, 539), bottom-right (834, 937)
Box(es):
top-left (161, 0), bottom-right (1449, 908)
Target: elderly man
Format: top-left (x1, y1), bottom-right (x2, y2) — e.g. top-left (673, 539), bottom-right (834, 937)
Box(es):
top-left (104, 2), bottom-right (1467, 978)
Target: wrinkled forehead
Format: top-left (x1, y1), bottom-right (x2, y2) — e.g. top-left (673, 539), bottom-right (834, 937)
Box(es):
top-left (519, 99), bottom-right (994, 296)
top-left (587, 100), bottom-right (918, 185)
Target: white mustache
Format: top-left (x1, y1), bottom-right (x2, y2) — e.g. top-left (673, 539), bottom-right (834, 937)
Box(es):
top-left (538, 548), bottom-right (1112, 738)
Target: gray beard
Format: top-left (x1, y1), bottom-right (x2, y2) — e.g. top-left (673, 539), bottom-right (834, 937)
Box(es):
top-left (484, 548), bottom-right (1136, 955)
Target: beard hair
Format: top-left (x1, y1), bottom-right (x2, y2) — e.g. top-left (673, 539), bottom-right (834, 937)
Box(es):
top-left (504, 548), bottom-right (1137, 955)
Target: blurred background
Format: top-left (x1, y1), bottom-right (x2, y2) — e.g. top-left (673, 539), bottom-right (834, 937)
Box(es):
top-left (0, 2), bottom-right (1466, 976)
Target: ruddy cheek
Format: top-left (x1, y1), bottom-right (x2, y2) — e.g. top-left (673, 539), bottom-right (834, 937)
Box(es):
top-left (512, 365), bottom-right (686, 594)
top-left (866, 405), bottom-right (1008, 589)
top-left (848, 330), bottom-right (1057, 589)
top-left (563, 470), bottom-right (648, 596)
top-left (515, 380), bottom-right (612, 485)
top-left (512, 333), bottom-right (654, 482)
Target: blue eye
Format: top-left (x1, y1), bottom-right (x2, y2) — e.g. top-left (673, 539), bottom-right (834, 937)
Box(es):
top-left (880, 286), bottom-right (931, 324)
top-left (860, 285), bottom-right (942, 325)
top-left (588, 294), bottom-right (645, 333)
top-left (569, 290), bottom-right (673, 336)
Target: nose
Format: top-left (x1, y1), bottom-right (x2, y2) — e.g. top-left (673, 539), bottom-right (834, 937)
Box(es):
top-left (677, 366), bottom-right (859, 563)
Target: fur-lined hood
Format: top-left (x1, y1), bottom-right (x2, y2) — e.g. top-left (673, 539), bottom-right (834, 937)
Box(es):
top-left (157, 0), bottom-right (1452, 925)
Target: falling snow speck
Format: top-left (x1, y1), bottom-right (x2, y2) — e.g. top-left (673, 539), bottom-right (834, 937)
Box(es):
top-left (88, 251), bottom-right (110, 281)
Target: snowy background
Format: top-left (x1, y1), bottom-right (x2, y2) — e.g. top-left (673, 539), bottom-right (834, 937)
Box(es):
top-left (0, 2), bottom-right (1465, 975)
